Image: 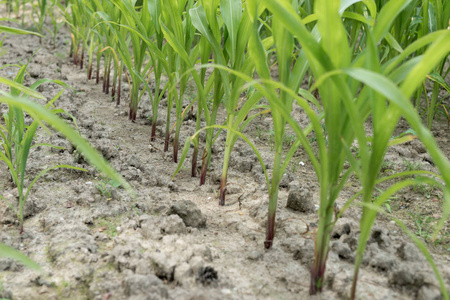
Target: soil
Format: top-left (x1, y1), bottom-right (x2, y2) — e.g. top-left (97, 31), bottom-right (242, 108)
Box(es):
top-left (0, 20), bottom-right (449, 300)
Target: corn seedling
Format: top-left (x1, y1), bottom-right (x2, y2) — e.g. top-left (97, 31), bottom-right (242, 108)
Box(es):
top-left (159, 6), bottom-right (213, 177)
top-left (106, 0), bottom-right (170, 122)
top-left (190, 1), bottom-right (227, 185)
top-left (61, 0), bottom-right (90, 67)
top-left (0, 83), bottom-right (81, 233)
top-left (160, 0), bottom-right (196, 162)
top-left (85, 0), bottom-right (120, 101)
top-left (247, 0), bottom-right (320, 249)
top-left (4, 0), bottom-right (21, 19)
top-left (0, 91), bottom-right (133, 231)
top-left (0, 27), bottom-right (132, 232)
top-left (188, 1), bottom-right (263, 204)
top-left (251, 0), bottom-right (450, 298)
top-left (147, 0), bottom-right (166, 141)
top-left (0, 62), bottom-right (90, 233)
top-left (45, 0), bottom-right (64, 49)
top-left (31, 0), bottom-right (48, 43)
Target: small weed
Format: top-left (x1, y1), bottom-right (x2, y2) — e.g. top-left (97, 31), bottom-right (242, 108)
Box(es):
top-left (410, 213), bottom-right (450, 248)
top-left (95, 176), bottom-right (121, 199)
top-left (255, 125), bottom-right (263, 140)
top-left (411, 213), bottom-right (436, 241)
top-left (290, 159), bottom-right (306, 173)
top-left (56, 280), bottom-right (70, 297)
top-left (55, 52), bottom-right (66, 60)
top-left (413, 183), bottom-right (436, 199)
top-left (373, 188), bottom-right (399, 214)
top-left (94, 216), bottom-right (121, 239)
top-left (283, 133), bottom-right (296, 147)
top-left (402, 158), bottom-right (422, 172)
top-left (380, 160), bottom-right (395, 174)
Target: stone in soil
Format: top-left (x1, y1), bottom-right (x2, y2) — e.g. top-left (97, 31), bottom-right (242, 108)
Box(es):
top-left (167, 200), bottom-right (207, 228)
top-left (286, 187), bottom-right (315, 213)
top-left (159, 214), bottom-right (187, 235)
top-left (123, 274), bottom-right (169, 300)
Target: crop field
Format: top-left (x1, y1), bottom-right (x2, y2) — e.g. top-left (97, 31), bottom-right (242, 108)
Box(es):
top-left (0, 0), bottom-right (449, 299)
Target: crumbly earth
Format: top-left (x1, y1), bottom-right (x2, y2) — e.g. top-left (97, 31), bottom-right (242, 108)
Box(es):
top-left (0, 22), bottom-right (449, 300)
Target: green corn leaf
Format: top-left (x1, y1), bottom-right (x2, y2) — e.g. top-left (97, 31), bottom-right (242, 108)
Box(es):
top-left (171, 137), bottom-right (192, 180)
top-left (0, 25), bottom-right (42, 36)
top-left (0, 77), bottom-right (45, 100)
top-left (148, 0), bottom-right (162, 33)
top-left (19, 122), bottom-right (39, 188)
top-left (0, 243), bottom-right (40, 271)
top-left (30, 143), bottom-right (65, 150)
top-left (0, 96), bottom-right (133, 194)
top-left (189, 5), bottom-right (231, 101)
top-left (29, 79), bottom-right (73, 92)
top-left (373, 0), bottom-right (413, 43)
top-left (220, 0), bottom-right (242, 66)
top-left (385, 32), bottom-right (404, 53)
top-left (427, 71), bottom-right (450, 94)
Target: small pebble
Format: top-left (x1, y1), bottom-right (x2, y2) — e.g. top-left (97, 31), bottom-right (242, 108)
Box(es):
top-left (221, 289), bottom-right (231, 295)
top-left (247, 251), bottom-right (262, 261)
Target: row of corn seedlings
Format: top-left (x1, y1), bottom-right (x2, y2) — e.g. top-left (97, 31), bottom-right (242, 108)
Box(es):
top-left (254, 0), bottom-right (450, 297)
top-left (0, 24), bottom-right (132, 275)
top-left (20, 0), bottom-right (450, 297)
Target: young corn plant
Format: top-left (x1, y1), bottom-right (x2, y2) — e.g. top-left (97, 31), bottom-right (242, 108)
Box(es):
top-left (0, 26), bottom-right (132, 232)
top-left (160, 10), bottom-right (215, 178)
top-left (184, 2), bottom-right (220, 179)
top-left (0, 77), bottom-right (133, 234)
top-left (106, 0), bottom-right (170, 122)
top-left (160, 0), bottom-right (197, 162)
top-left (84, 0), bottom-right (112, 85)
top-left (247, 0), bottom-right (322, 247)
top-left (190, 1), bottom-right (265, 205)
top-left (62, 0), bottom-right (92, 69)
top-left (0, 92), bottom-right (134, 233)
top-left (87, 0), bottom-right (124, 102)
top-left (31, 0), bottom-right (48, 42)
top-left (0, 62), bottom-right (90, 233)
top-left (420, 0), bottom-right (450, 129)
top-left (148, 0), bottom-right (166, 141)
top-left (0, 100), bottom-right (85, 234)
top-left (258, 0), bottom-right (450, 298)
top-left (173, 1), bottom-right (273, 203)
top-left (191, 1), bottom-right (227, 185)
top-left (60, 0), bottom-right (82, 65)
top-left (46, 0), bottom-right (65, 49)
